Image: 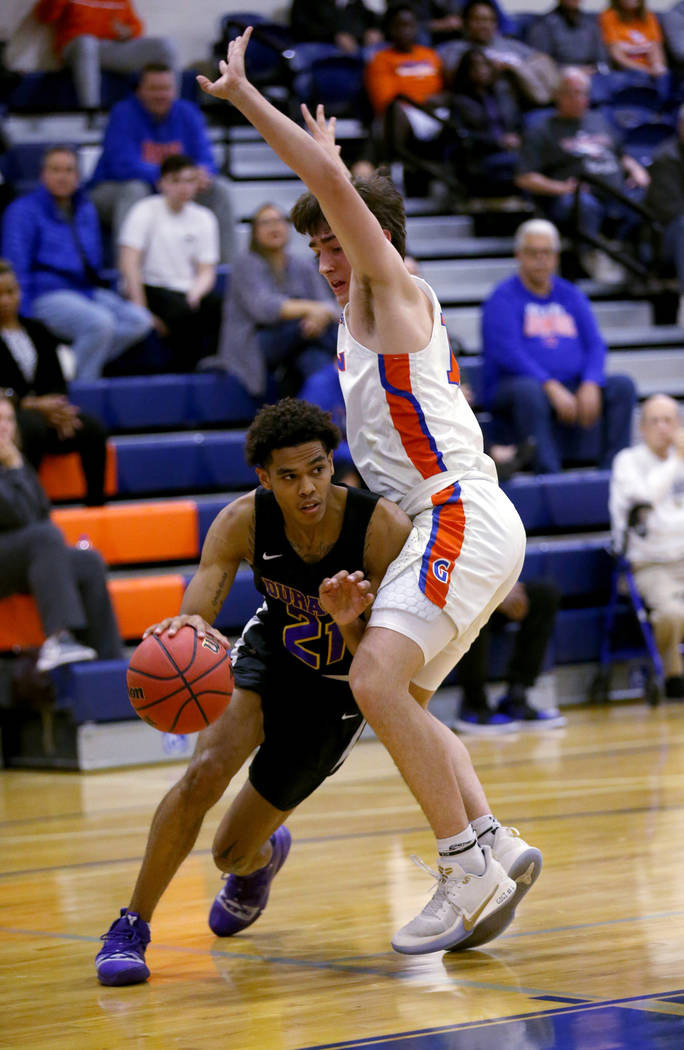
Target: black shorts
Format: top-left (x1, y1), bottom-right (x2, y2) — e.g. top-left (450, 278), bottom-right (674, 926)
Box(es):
top-left (231, 611), bottom-right (365, 811)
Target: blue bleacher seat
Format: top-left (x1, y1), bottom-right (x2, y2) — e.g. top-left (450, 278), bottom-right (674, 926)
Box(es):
top-left (113, 431), bottom-right (254, 495)
top-left (69, 373), bottom-right (258, 431)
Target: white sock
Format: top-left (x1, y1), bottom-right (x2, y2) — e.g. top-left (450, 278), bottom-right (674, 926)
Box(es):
top-left (437, 827), bottom-right (485, 875)
top-left (471, 813), bottom-right (501, 848)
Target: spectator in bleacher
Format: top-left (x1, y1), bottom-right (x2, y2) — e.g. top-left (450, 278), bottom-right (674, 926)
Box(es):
top-left (644, 105), bottom-right (684, 319)
top-left (514, 66), bottom-right (650, 280)
top-left (527, 0), bottom-right (609, 73)
top-left (213, 202), bottom-right (338, 399)
top-left (448, 47), bottom-right (522, 194)
top-left (364, 4), bottom-right (449, 190)
top-left (609, 394), bottom-right (684, 698)
top-left (0, 391), bottom-right (122, 672)
top-left (0, 258), bottom-right (108, 505)
top-left (456, 578), bottom-right (564, 731)
top-left (118, 154), bottom-right (221, 372)
top-left (33, 0), bottom-right (178, 114)
top-left (481, 218), bottom-right (636, 474)
top-left (439, 0), bottom-right (559, 107)
top-left (89, 63), bottom-right (237, 263)
top-left (599, 0), bottom-right (667, 78)
top-left (290, 0), bottom-right (383, 54)
top-left (1, 145), bottom-right (152, 381)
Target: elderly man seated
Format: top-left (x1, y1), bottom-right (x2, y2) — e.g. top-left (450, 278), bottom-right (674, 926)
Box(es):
top-left (481, 218), bottom-right (636, 474)
top-left (610, 394), bottom-right (684, 699)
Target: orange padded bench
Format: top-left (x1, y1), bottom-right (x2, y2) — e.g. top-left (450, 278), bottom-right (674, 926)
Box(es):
top-left (0, 574), bottom-right (187, 649)
top-left (39, 443), bottom-right (118, 502)
top-left (51, 500), bottom-right (199, 565)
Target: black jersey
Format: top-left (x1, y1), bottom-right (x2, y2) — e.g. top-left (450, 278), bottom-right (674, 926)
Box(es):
top-left (251, 486), bottom-right (380, 677)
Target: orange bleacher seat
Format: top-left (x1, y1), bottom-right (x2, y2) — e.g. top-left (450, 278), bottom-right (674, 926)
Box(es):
top-left (109, 575), bottom-right (186, 639)
top-left (0, 574), bottom-right (187, 650)
top-left (39, 443), bottom-right (118, 502)
top-left (51, 501), bottom-right (199, 565)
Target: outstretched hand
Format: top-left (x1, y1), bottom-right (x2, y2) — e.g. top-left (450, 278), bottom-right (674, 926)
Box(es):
top-left (300, 104), bottom-right (349, 175)
top-left (319, 569), bottom-right (374, 625)
top-left (196, 26), bottom-right (253, 101)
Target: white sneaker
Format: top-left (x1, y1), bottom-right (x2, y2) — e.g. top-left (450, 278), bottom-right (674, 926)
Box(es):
top-left (490, 826), bottom-right (542, 910)
top-left (36, 632), bottom-right (97, 673)
top-left (391, 845), bottom-right (516, 955)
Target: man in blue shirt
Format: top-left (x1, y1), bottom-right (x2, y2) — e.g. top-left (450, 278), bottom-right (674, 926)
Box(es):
top-left (2, 146), bottom-right (151, 380)
top-left (89, 63), bottom-right (236, 262)
top-left (481, 218), bottom-right (635, 473)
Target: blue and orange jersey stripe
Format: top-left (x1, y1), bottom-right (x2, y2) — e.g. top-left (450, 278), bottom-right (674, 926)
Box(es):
top-left (419, 484), bottom-right (466, 608)
top-left (378, 355), bottom-right (447, 479)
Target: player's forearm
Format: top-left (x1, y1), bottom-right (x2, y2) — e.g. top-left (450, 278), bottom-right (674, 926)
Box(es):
top-left (119, 248), bottom-right (147, 307)
top-left (335, 617), bottom-right (368, 656)
top-left (189, 265), bottom-right (216, 302)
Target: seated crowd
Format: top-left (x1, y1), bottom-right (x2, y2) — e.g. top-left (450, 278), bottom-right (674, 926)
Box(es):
top-left (0, 0), bottom-right (681, 718)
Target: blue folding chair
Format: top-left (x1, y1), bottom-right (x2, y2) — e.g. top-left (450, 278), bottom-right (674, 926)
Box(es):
top-left (589, 503), bottom-right (664, 706)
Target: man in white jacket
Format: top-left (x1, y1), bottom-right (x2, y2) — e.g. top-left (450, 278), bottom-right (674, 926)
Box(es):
top-left (610, 394), bottom-right (684, 698)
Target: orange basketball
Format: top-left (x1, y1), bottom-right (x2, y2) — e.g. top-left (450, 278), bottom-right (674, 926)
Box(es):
top-left (126, 626), bottom-right (233, 734)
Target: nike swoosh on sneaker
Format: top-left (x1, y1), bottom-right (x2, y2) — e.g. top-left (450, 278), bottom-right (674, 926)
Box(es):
top-left (462, 886), bottom-right (501, 932)
top-left (262, 553), bottom-right (282, 560)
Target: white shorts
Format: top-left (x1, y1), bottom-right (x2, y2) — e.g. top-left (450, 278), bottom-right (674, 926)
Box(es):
top-left (369, 477), bottom-right (526, 692)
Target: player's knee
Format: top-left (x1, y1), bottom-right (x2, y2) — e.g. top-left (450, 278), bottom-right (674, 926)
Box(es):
top-left (349, 656), bottom-right (385, 719)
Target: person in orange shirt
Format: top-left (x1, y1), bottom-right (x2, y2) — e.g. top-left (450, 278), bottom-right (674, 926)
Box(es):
top-left (599, 0), bottom-right (667, 76)
top-left (365, 3), bottom-right (449, 193)
top-left (34, 0), bottom-right (178, 111)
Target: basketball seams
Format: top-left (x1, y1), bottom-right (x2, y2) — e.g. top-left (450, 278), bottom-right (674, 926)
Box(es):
top-left (126, 626), bottom-right (233, 733)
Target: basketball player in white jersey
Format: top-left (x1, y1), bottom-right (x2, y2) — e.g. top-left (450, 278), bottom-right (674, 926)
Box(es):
top-left (198, 30), bottom-right (542, 955)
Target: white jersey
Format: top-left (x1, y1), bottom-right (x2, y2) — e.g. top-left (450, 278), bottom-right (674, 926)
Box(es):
top-left (337, 276), bottom-right (496, 516)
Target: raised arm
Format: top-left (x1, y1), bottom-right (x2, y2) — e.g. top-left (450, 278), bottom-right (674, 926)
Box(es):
top-left (197, 31), bottom-right (425, 331)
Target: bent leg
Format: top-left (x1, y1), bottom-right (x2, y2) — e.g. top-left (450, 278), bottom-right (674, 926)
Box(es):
top-left (62, 35), bottom-right (101, 109)
top-left (128, 688), bottom-right (264, 922)
top-left (493, 375), bottom-right (561, 473)
top-left (32, 290), bottom-right (116, 380)
top-left (600, 373), bottom-right (636, 468)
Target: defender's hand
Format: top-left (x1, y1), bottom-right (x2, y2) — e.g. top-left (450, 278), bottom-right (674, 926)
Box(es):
top-left (197, 26), bottom-right (253, 101)
top-left (143, 613), bottom-right (230, 649)
top-left (319, 570), bottom-right (374, 625)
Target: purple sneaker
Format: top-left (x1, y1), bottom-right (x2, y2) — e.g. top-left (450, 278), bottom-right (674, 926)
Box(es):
top-left (209, 826), bottom-right (292, 936)
top-left (95, 909), bottom-right (150, 986)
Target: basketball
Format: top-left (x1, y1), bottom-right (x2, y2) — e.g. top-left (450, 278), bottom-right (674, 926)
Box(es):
top-left (126, 626), bottom-right (233, 734)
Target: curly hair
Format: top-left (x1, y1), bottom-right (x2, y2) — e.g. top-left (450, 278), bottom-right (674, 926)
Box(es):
top-left (245, 398), bottom-right (340, 467)
top-left (290, 172), bottom-right (406, 259)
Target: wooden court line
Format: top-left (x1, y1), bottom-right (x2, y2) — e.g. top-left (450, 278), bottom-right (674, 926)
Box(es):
top-left (5, 795), bottom-right (684, 880)
top-left (291, 994), bottom-right (684, 1049)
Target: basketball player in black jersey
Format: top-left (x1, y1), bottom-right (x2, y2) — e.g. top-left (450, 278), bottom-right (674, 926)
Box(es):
top-left (96, 398), bottom-right (412, 986)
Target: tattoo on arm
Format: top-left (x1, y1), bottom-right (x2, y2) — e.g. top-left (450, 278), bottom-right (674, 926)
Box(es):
top-left (247, 510), bottom-right (255, 565)
top-left (210, 572), bottom-right (228, 614)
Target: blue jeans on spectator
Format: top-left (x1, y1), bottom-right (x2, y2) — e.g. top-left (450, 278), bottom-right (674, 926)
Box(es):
top-left (258, 319), bottom-right (337, 396)
top-left (32, 288), bottom-right (152, 380)
top-left (492, 373), bottom-right (636, 473)
top-left (543, 185), bottom-right (644, 243)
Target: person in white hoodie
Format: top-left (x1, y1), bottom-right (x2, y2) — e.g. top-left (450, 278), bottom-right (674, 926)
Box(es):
top-left (610, 394), bottom-right (684, 698)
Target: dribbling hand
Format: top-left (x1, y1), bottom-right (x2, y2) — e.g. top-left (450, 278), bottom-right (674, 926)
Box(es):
top-left (143, 613), bottom-right (230, 650)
